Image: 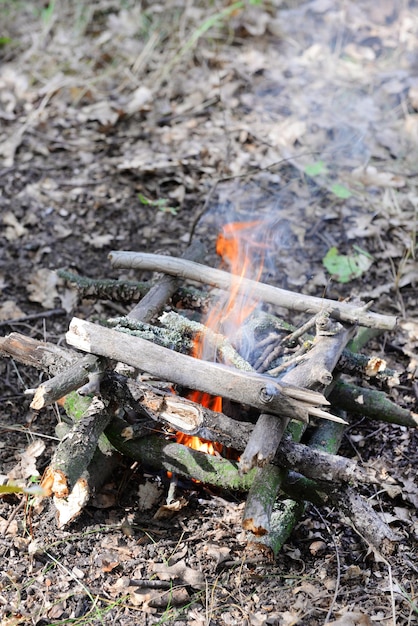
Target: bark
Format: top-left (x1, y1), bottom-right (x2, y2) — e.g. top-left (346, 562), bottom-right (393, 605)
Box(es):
top-left (159, 311), bottom-right (254, 370)
top-left (239, 318), bottom-right (355, 474)
top-left (240, 319), bottom-right (355, 538)
top-left (242, 465), bottom-right (285, 536)
top-left (57, 269), bottom-right (208, 310)
top-left (40, 398), bottom-right (114, 527)
top-left (128, 239), bottom-right (207, 322)
top-left (275, 437), bottom-right (385, 485)
top-left (65, 317), bottom-right (335, 423)
top-left (109, 251), bottom-right (397, 330)
top-left (57, 269), bottom-right (150, 303)
top-left (122, 377), bottom-right (254, 451)
top-left (331, 485), bottom-right (402, 555)
top-left (329, 380), bottom-right (418, 427)
top-left (337, 349), bottom-right (398, 382)
top-left (104, 424), bottom-right (400, 553)
top-left (105, 420), bottom-right (256, 491)
top-left (0, 333), bottom-right (78, 373)
top-left (30, 355), bottom-right (106, 410)
top-left (52, 418), bottom-right (121, 528)
top-left (258, 499), bottom-right (306, 555)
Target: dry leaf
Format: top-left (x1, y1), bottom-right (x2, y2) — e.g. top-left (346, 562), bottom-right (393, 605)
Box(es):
top-left (8, 440), bottom-right (45, 481)
top-left (83, 233), bottom-right (114, 248)
top-left (352, 165), bottom-right (405, 188)
top-left (0, 300), bottom-right (25, 321)
top-left (328, 612), bottom-right (372, 626)
top-left (137, 481), bottom-right (163, 511)
top-left (125, 86), bottom-right (152, 115)
top-left (27, 268), bottom-right (60, 309)
top-left (3, 211), bottom-right (28, 240)
top-left (152, 559), bottom-right (205, 589)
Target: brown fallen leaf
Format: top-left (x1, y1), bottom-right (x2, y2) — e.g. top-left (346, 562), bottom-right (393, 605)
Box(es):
top-left (328, 612), bottom-right (373, 626)
top-left (151, 558), bottom-right (205, 590)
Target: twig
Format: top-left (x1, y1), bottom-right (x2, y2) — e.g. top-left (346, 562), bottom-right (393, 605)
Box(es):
top-left (109, 251), bottom-right (397, 330)
top-left (0, 308), bottom-right (67, 327)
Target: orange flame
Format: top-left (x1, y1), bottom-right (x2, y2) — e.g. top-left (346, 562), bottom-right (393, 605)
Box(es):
top-left (176, 431), bottom-right (223, 455)
top-left (177, 220), bottom-right (266, 456)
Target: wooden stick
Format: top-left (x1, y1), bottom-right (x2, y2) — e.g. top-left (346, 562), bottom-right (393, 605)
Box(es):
top-left (104, 425), bottom-right (401, 553)
top-left (122, 377), bottom-right (253, 451)
top-left (128, 239), bottom-right (207, 322)
top-left (109, 251), bottom-right (397, 330)
top-left (242, 465), bottom-right (285, 536)
top-left (105, 420), bottom-right (256, 491)
top-left (0, 333), bottom-right (78, 373)
top-left (329, 381), bottom-right (418, 428)
top-left (240, 318), bottom-right (355, 536)
top-left (40, 398), bottom-right (114, 526)
top-left (30, 355), bottom-right (106, 410)
top-left (65, 317), bottom-right (337, 424)
top-left (239, 318), bottom-right (355, 474)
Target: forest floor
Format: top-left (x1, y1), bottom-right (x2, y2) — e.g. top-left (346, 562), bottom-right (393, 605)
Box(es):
top-left (1, 1), bottom-right (418, 625)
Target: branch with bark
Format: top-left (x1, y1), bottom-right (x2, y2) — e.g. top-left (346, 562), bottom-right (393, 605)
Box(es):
top-left (109, 251), bottom-right (397, 330)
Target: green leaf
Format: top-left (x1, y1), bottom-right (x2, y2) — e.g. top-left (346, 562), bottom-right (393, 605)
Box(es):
top-left (0, 483), bottom-right (46, 496)
top-left (138, 193), bottom-right (151, 205)
top-left (304, 161), bottom-right (327, 177)
top-left (323, 246), bottom-right (374, 283)
top-left (64, 391), bottom-right (92, 420)
top-left (331, 183), bottom-right (352, 199)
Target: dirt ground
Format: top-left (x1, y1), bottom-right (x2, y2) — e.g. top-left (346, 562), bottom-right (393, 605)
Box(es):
top-left (1, 1), bottom-right (418, 624)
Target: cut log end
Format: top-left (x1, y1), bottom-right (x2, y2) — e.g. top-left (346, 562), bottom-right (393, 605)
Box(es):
top-left (242, 519), bottom-right (268, 536)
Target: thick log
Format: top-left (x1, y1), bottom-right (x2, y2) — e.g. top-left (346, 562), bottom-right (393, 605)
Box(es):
top-left (109, 251), bottom-right (397, 330)
top-left (65, 317), bottom-right (337, 424)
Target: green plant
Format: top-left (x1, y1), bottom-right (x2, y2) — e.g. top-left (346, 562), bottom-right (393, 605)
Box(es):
top-left (322, 245), bottom-right (374, 283)
top-left (138, 193), bottom-right (178, 215)
top-left (304, 161), bottom-right (353, 199)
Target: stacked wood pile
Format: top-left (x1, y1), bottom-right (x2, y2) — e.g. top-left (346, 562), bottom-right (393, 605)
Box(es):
top-left (1, 243), bottom-right (411, 559)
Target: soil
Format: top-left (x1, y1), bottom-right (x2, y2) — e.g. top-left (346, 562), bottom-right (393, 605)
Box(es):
top-left (0, 1), bottom-right (417, 625)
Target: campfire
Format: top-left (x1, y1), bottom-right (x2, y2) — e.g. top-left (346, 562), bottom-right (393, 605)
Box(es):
top-left (0, 230), bottom-right (405, 557)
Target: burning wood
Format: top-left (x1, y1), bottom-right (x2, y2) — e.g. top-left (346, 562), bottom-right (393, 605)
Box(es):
top-left (0, 230), bottom-right (406, 556)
